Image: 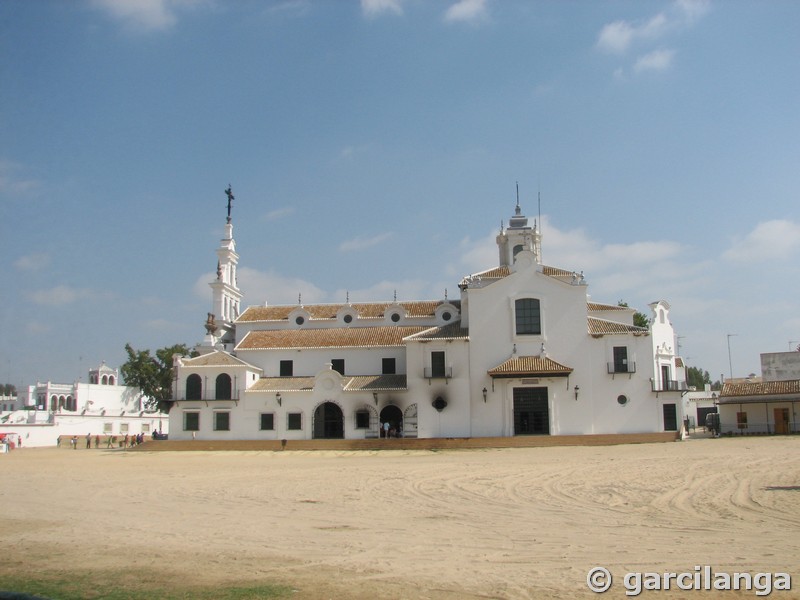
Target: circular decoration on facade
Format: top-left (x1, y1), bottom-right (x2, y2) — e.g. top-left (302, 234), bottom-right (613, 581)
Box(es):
top-left (442, 311), bottom-right (452, 321)
top-left (390, 313), bottom-right (400, 323)
top-left (617, 395), bottom-right (629, 406)
top-left (432, 396), bottom-right (447, 412)
top-left (343, 314), bottom-right (353, 324)
top-left (295, 316), bottom-right (305, 325)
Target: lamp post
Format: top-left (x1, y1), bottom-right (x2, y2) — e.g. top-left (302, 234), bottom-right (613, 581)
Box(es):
top-left (726, 334), bottom-right (738, 380)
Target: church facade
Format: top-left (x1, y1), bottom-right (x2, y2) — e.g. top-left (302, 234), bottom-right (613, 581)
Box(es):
top-left (169, 199), bottom-right (686, 441)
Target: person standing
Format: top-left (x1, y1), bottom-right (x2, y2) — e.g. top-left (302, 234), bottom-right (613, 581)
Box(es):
top-left (85, 433), bottom-right (91, 449)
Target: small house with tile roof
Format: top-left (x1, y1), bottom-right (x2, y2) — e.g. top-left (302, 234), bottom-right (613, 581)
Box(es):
top-left (169, 197), bottom-right (686, 441)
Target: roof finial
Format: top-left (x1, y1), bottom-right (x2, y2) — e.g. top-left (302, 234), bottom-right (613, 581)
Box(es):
top-left (444, 288), bottom-right (448, 301)
top-left (298, 292), bottom-right (302, 305)
top-left (346, 290), bottom-right (350, 304)
top-left (515, 182), bottom-right (521, 215)
top-left (393, 289), bottom-right (397, 302)
top-left (225, 185), bottom-right (234, 224)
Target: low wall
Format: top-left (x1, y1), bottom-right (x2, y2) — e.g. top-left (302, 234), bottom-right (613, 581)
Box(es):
top-left (134, 431), bottom-right (679, 452)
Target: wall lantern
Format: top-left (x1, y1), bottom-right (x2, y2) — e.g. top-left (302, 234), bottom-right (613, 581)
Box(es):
top-left (482, 387), bottom-right (488, 403)
top-left (574, 385), bottom-right (580, 401)
top-left (276, 392), bottom-right (282, 406)
top-left (372, 392), bottom-right (379, 406)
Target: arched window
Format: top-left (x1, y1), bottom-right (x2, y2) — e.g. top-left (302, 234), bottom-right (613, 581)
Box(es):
top-left (186, 374), bottom-right (202, 400)
top-left (215, 373), bottom-right (232, 400)
top-left (50, 395), bottom-right (58, 411)
top-left (102, 375), bottom-right (108, 385)
top-left (515, 298), bottom-right (541, 335)
top-left (108, 376), bottom-right (115, 385)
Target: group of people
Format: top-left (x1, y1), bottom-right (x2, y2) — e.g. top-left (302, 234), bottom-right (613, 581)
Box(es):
top-left (59, 432), bottom-right (147, 449)
top-left (381, 421), bottom-right (402, 438)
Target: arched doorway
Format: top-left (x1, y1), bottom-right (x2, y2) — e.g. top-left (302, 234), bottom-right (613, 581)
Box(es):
top-left (379, 405), bottom-right (403, 438)
top-left (186, 374), bottom-right (202, 400)
top-left (215, 373), bottom-right (232, 400)
top-left (313, 402), bottom-right (344, 439)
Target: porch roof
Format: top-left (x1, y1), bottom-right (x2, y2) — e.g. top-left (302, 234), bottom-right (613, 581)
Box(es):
top-left (246, 374), bottom-right (408, 393)
top-left (718, 379), bottom-right (800, 404)
top-left (488, 355), bottom-right (573, 379)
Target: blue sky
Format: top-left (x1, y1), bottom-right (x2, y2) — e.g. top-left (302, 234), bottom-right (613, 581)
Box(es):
top-left (2, 0), bottom-right (799, 390)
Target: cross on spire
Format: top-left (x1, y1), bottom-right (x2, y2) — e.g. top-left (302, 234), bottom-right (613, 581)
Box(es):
top-left (225, 185), bottom-right (234, 224)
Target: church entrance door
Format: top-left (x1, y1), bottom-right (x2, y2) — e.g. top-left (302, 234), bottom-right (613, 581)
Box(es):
top-left (313, 402), bottom-right (344, 439)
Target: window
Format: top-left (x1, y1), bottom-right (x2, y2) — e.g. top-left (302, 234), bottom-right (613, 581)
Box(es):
top-left (214, 411), bottom-right (230, 431)
top-left (343, 314), bottom-right (353, 324)
top-left (515, 298), bottom-right (541, 335)
top-left (141, 423), bottom-right (150, 433)
top-left (186, 374), bottom-right (202, 400)
top-left (287, 412), bottom-right (302, 430)
top-left (442, 311), bottom-right (452, 321)
top-left (390, 312), bottom-right (400, 323)
top-left (215, 373), bottom-right (232, 400)
top-left (120, 423), bottom-right (129, 433)
top-left (513, 244), bottom-right (524, 259)
top-left (431, 351), bottom-right (446, 378)
top-left (295, 316), bottom-right (305, 325)
top-left (260, 413), bottom-right (275, 431)
top-left (184, 412), bottom-right (200, 431)
top-left (382, 358), bottom-right (396, 375)
top-left (613, 347), bottom-right (628, 373)
top-left (737, 411), bottom-right (748, 429)
top-left (617, 395), bottom-right (629, 406)
top-left (355, 410), bottom-right (370, 429)
top-left (331, 359), bottom-right (345, 375)
top-left (280, 360), bottom-right (293, 377)
top-left (103, 422), bottom-right (113, 433)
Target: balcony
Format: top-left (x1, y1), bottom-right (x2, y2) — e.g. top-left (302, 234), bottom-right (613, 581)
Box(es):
top-left (423, 367), bottom-right (452, 380)
top-left (651, 380), bottom-right (688, 393)
top-left (607, 362), bottom-right (636, 374)
top-left (173, 391), bottom-right (241, 403)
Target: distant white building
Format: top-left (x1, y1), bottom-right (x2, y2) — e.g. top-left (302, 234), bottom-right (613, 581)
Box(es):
top-left (169, 199), bottom-right (687, 441)
top-left (718, 351), bottom-right (800, 434)
top-left (0, 363), bottom-right (168, 448)
top-left (682, 385), bottom-right (719, 430)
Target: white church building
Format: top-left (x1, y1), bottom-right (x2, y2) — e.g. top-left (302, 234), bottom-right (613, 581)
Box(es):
top-left (169, 197), bottom-right (686, 441)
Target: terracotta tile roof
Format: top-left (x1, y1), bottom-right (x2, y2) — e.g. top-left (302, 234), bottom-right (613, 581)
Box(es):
top-left (235, 326), bottom-right (428, 350)
top-left (245, 374), bottom-right (408, 393)
top-left (247, 377), bottom-right (316, 392)
top-left (719, 379), bottom-right (800, 403)
top-left (181, 351), bottom-right (262, 371)
top-left (587, 302), bottom-right (627, 311)
top-left (488, 355), bottom-right (573, 378)
top-left (344, 375), bottom-right (408, 391)
top-left (588, 317), bottom-right (649, 336)
top-left (405, 321), bottom-right (469, 341)
top-left (238, 300), bottom-right (459, 323)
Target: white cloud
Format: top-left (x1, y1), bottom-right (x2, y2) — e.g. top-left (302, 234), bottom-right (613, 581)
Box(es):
top-left (28, 285), bottom-right (94, 307)
top-left (723, 220), bottom-right (800, 263)
top-left (361, 0), bottom-right (403, 18)
top-left (444, 0), bottom-right (489, 24)
top-left (0, 160), bottom-right (41, 195)
top-left (90, 0), bottom-right (208, 32)
top-left (633, 48), bottom-right (676, 73)
top-left (261, 206), bottom-right (294, 222)
top-left (14, 253), bottom-right (50, 271)
top-left (596, 14), bottom-right (668, 54)
top-left (339, 232), bottom-right (394, 253)
top-left (194, 267), bottom-right (327, 307)
top-left (674, 0), bottom-right (711, 24)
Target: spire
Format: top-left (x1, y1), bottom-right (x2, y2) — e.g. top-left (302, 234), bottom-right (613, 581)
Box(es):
top-left (208, 186), bottom-right (242, 347)
top-left (225, 185), bottom-right (234, 224)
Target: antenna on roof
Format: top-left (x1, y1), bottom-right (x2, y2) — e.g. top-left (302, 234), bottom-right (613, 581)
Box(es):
top-left (516, 181), bottom-right (520, 208)
top-left (537, 185), bottom-right (542, 234)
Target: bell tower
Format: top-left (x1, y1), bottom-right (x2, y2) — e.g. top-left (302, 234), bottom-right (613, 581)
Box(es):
top-left (496, 186), bottom-right (542, 267)
top-left (208, 186), bottom-right (242, 347)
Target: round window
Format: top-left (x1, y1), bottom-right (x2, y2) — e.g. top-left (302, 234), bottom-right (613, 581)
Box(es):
top-left (343, 314), bottom-right (353, 324)
top-left (295, 316), bottom-right (305, 325)
top-left (432, 396), bottom-right (447, 412)
top-left (617, 395), bottom-right (628, 406)
top-left (391, 313), bottom-right (400, 323)
top-left (442, 311), bottom-right (451, 321)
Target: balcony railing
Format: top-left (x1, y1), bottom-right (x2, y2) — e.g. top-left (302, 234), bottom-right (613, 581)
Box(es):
top-left (423, 367), bottom-right (452, 379)
top-left (651, 380), bottom-right (688, 392)
top-left (607, 362), bottom-right (636, 374)
top-left (173, 391), bottom-right (241, 402)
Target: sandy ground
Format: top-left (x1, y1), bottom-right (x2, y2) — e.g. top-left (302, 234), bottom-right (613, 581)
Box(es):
top-left (1, 436), bottom-right (799, 599)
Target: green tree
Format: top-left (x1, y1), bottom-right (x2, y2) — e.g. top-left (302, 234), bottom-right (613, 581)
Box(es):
top-left (1, 383), bottom-right (17, 396)
top-left (120, 343), bottom-right (194, 412)
top-left (617, 300), bottom-right (652, 329)
top-left (686, 366), bottom-right (711, 389)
